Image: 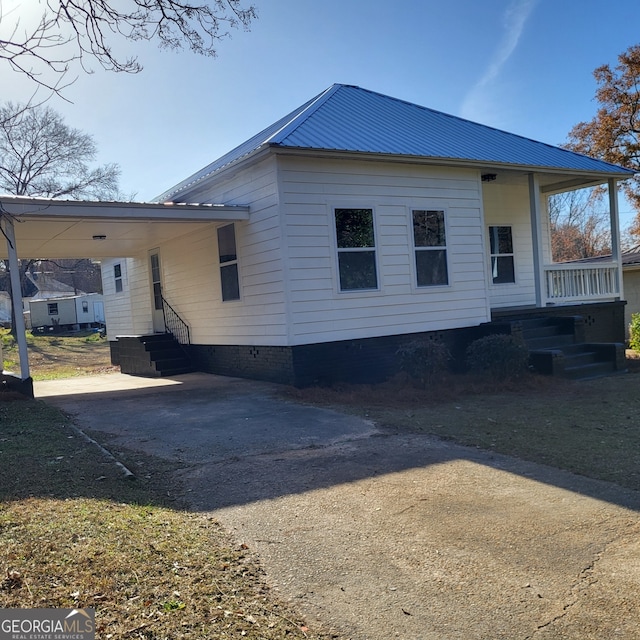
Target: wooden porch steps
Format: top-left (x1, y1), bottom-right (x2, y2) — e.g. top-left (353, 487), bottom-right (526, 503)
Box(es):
top-left (515, 317), bottom-right (625, 380)
top-left (116, 334), bottom-right (194, 377)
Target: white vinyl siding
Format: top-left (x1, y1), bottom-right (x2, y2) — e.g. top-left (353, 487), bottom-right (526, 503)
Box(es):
top-left (279, 156), bottom-right (490, 344)
top-left (483, 183), bottom-right (536, 308)
top-left (102, 257), bottom-right (153, 340)
top-left (145, 156), bottom-right (287, 346)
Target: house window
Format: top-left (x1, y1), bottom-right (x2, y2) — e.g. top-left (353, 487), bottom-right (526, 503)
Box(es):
top-left (334, 208), bottom-right (378, 291)
top-left (47, 302), bottom-right (58, 315)
top-left (489, 226), bottom-right (515, 284)
top-left (217, 224), bottom-right (240, 301)
top-left (82, 301), bottom-right (89, 313)
top-left (412, 210), bottom-right (448, 286)
top-left (114, 263), bottom-right (123, 293)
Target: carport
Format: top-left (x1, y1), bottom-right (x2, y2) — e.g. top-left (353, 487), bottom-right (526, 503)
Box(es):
top-left (0, 195), bottom-right (249, 394)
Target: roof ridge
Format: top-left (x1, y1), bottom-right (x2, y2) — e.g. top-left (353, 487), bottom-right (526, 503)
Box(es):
top-left (265, 84), bottom-right (343, 145)
top-left (293, 84), bottom-right (634, 175)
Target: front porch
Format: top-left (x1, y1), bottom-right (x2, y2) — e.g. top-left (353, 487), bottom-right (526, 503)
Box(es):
top-left (491, 299), bottom-right (626, 344)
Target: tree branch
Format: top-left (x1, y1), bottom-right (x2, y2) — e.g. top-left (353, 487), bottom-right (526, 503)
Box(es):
top-left (0, 1), bottom-right (256, 95)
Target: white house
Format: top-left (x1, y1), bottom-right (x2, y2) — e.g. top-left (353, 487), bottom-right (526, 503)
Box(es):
top-left (0, 84), bottom-right (634, 387)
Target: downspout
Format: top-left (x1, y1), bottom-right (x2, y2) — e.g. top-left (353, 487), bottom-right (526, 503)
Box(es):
top-left (528, 173), bottom-right (545, 307)
top-left (1, 213), bottom-right (31, 383)
top-left (608, 178), bottom-right (624, 300)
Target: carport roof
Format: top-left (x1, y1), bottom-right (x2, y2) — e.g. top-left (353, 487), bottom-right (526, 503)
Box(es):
top-left (0, 196), bottom-right (249, 259)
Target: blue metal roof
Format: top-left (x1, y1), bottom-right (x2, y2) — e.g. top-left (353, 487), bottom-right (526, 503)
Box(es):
top-left (158, 84), bottom-right (634, 201)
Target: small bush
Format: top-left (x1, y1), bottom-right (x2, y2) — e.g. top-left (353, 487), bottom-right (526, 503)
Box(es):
top-left (466, 333), bottom-right (529, 381)
top-left (396, 338), bottom-right (451, 388)
top-left (629, 313), bottom-right (640, 351)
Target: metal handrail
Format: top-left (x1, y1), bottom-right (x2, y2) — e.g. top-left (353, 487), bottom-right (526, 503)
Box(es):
top-left (161, 296), bottom-right (191, 345)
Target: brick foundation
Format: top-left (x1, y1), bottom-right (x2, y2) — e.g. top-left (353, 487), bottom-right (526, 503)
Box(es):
top-left (109, 301), bottom-right (626, 387)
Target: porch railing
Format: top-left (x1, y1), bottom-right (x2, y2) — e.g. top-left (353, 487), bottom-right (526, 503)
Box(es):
top-left (544, 262), bottom-right (620, 304)
top-left (161, 295), bottom-right (191, 345)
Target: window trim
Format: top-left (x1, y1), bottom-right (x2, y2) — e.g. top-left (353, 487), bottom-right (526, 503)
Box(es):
top-left (332, 206), bottom-right (380, 294)
top-left (217, 223), bottom-right (241, 302)
top-left (488, 224), bottom-right (516, 286)
top-left (410, 207), bottom-right (451, 289)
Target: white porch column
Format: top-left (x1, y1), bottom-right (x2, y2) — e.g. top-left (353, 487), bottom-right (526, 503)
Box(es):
top-left (1, 214), bottom-right (30, 380)
top-left (529, 173), bottom-right (545, 307)
top-left (608, 178), bottom-right (624, 300)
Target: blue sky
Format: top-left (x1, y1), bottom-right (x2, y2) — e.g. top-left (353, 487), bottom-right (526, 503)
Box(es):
top-left (3, 0), bottom-right (640, 225)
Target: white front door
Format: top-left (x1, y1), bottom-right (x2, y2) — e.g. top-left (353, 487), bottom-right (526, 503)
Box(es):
top-left (149, 249), bottom-right (165, 333)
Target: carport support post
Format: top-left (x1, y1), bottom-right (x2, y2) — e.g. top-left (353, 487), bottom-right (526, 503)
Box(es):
top-left (1, 214), bottom-right (30, 381)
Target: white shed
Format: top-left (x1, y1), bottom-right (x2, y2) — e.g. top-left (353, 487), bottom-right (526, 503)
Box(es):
top-left (29, 293), bottom-right (104, 331)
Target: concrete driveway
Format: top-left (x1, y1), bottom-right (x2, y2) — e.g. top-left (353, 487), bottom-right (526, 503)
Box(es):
top-left (36, 373), bottom-right (640, 640)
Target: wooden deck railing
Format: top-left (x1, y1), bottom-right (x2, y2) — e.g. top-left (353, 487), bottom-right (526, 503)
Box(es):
top-left (544, 262), bottom-right (620, 304)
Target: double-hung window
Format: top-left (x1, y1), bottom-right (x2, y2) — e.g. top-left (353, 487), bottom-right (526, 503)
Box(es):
top-left (412, 209), bottom-right (448, 287)
top-left (114, 263), bottom-right (123, 293)
top-left (334, 208), bottom-right (378, 291)
top-left (217, 224), bottom-right (240, 301)
top-left (489, 226), bottom-right (515, 284)
top-left (47, 302), bottom-right (58, 315)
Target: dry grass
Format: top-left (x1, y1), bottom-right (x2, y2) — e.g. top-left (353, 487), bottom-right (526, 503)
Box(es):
top-left (0, 387), bottom-right (333, 638)
top-left (2, 329), bottom-right (117, 380)
top-left (286, 359), bottom-right (640, 492)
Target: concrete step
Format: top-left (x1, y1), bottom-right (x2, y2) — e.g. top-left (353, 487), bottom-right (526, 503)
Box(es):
top-left (563, 360), bottom-right (616, 380)
top-left (563, 351), bottom-right (598, 368)
top-left (524, 334), bottom-right (576, 350)
top-left (522, 325), bottom-right (566, 340)
top-left (156, 365), bottom-right (194, 377)
top-left (147, 346), bottom-right (185, 359)
top-left (118, 333), bottom-right (194, 377)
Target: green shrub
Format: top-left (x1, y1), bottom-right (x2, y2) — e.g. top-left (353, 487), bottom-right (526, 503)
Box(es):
top-left (465, 333), bottom-right (529, 381)
top-left (396, 338), bottom-right (451, 388)
top-left (629, 313), bottom-right (640, 351)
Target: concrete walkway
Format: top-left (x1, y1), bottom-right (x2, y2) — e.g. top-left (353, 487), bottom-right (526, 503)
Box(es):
top-left (36, 373), bottom-right (640, 640)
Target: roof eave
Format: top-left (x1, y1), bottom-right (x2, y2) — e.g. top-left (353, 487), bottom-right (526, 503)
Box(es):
top-left (0, 195), bottom-right (250, 221)
top-left (158, 145), bottom-right (273, 203)
top-left (268, 145), bottom-right (634, 181)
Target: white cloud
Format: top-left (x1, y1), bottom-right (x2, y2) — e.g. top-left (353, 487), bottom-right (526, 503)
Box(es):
top-left (460, 0), bottom-right (538, 123)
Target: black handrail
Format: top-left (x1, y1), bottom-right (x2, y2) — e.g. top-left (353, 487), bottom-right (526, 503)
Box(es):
top-left (161, 296), bottom-right (191, 345)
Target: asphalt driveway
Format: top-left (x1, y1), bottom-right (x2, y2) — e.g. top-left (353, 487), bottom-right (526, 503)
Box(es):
top-left (36, 372), bottom-right (640, 640)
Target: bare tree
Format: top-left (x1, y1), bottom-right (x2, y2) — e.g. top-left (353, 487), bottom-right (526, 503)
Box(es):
top-left (0, 101), bottom-right (120, 332)
top-left (0, 0), bottom-right (257, 95)
top-left (548, 189), bottom-right (611, 262)
top-left (0, 101), bottom-right (120, 198)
